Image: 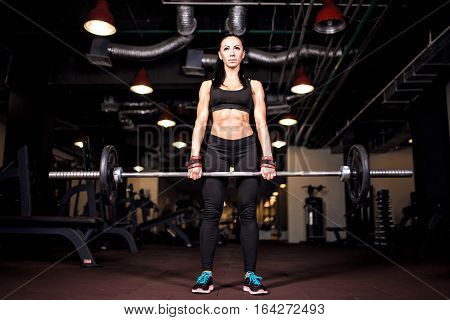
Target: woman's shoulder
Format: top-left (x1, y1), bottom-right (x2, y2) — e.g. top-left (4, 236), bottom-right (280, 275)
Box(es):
top-left (200, 80), bottom-right (213, 92)
top-left (248, 78), bottom-right (262, 90)
top-left (198, 80), bottom-right (213, 98)
top-left (202, 79), bottom-right (213, 87)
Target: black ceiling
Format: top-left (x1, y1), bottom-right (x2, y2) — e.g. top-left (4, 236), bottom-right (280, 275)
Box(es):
top-left (0, 0), bottom-right (449, 168)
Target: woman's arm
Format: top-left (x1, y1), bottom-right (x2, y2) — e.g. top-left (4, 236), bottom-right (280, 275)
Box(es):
top-left (190, 80), bottom-right (211, 156)
top-left (252, 80), bottom-right (273, 158)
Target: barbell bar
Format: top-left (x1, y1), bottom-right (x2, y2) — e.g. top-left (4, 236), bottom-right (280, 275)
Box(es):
top-left (48, 144), bottom-right (413, 204)
top-left (49, 170), bottom-right (412, 179)
top-left (120, 170), bottom-right (412, 178)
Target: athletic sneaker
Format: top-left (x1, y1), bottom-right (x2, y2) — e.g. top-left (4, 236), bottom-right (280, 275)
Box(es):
top-left (191, 271), bottom-right (214, 294)
top-left (243, 271), bottom-right (268, 295)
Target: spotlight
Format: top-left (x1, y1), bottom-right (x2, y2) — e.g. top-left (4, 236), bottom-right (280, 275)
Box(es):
top-left (157, 112), bottom-right (176, 128)
top-left (172, 141), bottom-right (187, 149)
top-left (74, 133), bottom-right (87, 149)
top-left (272, 140), bottom-right (287, 148)
top-left (291, 67), bottom-right (314, 94)
top-left (130, 67), bottom-right (153, 95)
top-left (84, 0), bottom-right (116, 36)
top-left (172, 132), bottom-right (188, 149)
top-left (74, 141), bottom-right (84, 149)
top-left (279, 113), bottom-right (298, 126)
top-left (314, 0), bottom-right (346, 34)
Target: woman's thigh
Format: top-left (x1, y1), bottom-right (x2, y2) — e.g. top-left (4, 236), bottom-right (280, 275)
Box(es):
top-left (203, 146), bottom-right (230, 172)
top-left (234, 141), bottom-right (259, 172)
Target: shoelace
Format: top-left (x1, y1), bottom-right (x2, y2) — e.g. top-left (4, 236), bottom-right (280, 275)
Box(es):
top-left (196, 272), bottom-right (211, 285)
top-left (247, 272), bottom-right (263, 286)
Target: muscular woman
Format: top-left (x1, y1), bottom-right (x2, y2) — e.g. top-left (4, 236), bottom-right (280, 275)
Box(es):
top-left (187, 34), bottom-right (276, 295)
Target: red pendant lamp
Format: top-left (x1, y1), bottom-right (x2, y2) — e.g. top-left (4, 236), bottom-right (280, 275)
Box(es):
top-left (314, 0), bottom-right (346, 34)
top-left (130, 67), bottom-right (153, 95)
top-left (278, 113), bottom-right (298, 126)
top-left (172, 132), bottom-right (188, 149)
top-left (291, 67), bottom-right (314, 95)
top-left (157, 111), bottom-right (176, 128)
top-left (74, 133), bottom-right (87, 149)
top-left (271, 129), bottom-right (287, 148)
top-left (84, 0), bottom-right (116, 36)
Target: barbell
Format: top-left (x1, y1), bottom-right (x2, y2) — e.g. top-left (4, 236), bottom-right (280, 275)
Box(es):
top-left (48, 144), bottom-right (413, 204)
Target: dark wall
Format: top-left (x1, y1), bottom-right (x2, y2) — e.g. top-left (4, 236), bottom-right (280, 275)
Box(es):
top-left (4, 53), bottom-right (55, 215)
top-left (410, 79), bottom-right (450, 216)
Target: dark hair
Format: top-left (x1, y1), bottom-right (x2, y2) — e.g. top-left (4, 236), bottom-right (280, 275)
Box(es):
top-left (212, 33), bottom-right (248, 89)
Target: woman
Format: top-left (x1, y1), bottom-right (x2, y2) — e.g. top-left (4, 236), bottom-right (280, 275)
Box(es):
top-left (186, 34), bottom-right (276, 295)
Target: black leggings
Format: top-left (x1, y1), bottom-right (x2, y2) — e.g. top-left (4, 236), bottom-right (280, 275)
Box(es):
top-left (200, 133), bottom-right (261, 273)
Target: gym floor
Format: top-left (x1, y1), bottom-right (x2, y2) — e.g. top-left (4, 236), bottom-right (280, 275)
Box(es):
top-left (1, 242), bottom-right (449, 299)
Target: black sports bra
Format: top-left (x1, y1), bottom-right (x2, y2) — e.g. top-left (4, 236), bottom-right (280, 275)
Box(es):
top-left (209, 78), bottom-right (253, 113)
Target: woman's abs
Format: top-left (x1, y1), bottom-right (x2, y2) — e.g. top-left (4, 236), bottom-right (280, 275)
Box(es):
top-left (211, 109), bottom-right (254, 140)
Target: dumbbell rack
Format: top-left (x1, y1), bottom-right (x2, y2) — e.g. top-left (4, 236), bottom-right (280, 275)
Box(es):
top-left (374, 189), bottom-right (395, 250)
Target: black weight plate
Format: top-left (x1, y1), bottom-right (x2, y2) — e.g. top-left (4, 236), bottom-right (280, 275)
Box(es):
top-left (100, 145), bottom-right (118, 203)
top-left (346, 144), bottom-right (370, 204)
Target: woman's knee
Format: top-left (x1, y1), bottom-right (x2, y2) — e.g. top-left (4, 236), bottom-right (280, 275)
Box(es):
top-left (238, 201), bottom-right (258, 222)
top-left (202, 203), bottom-right (223, 223)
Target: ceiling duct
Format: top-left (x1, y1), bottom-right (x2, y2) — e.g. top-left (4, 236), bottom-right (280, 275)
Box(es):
top-left (86, 37), bottom-right (112, 67)
top-left (197, 2), bottom-right (345, 69)
top-left (101, 96), bottom-right (158, 130)
top-left (107, 35), bottom-right (194, 61)
top-left (182, 49), bottom-right (205, 76)
top-left (87, 5), bottom-right (197, 64)
top-left (225, 4), bottom-right (247, 36)
top-left (247, 45), bottom-right (345, 65)
top-left (118, 106), bottom-right (159, 131)
top-left (101, 96), bottom-right (159, 112)
top-left (88, 2), bottom-right (347, 72)
top-left (200, 45), bottom-right (345, 68)
top-left (177, 5), bottom-right (197, 36)
top-left (101, 96), bottom-right (120, 112)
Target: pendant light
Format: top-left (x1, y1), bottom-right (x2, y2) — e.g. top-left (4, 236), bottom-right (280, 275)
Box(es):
top-left (84, 0), bottom-right (116, 36)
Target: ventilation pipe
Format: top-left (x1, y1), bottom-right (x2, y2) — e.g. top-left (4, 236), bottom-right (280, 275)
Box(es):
top-left (89, 3), bottom-right (349, 68)
top-left (200, 2), bottom-right (346, 68)
top-left (177, 5), bottom-right (197, 36)
top-left (88, 5), bottom-right (197, 64)
top-left (225, 4), bottom-right (247, 36)
top-left (201, 45), bottom-right (345, 68)
top-left (108, 35), bottom-right (193, 61)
